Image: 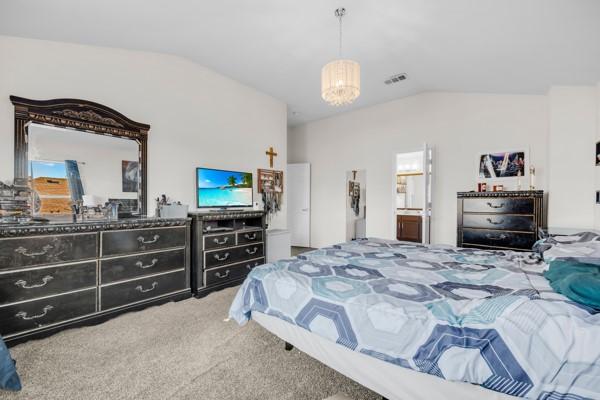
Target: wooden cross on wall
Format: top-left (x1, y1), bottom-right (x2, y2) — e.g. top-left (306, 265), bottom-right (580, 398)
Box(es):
top-left (265, 146), bottom-right (278, 168)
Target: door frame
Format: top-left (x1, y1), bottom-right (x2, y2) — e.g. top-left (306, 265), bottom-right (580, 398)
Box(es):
top-left (391, 143), bottom-right (433, 244)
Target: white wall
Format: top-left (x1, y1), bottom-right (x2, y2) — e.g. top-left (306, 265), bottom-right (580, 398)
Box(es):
top-left (0, 36), bottom-right (288, 228)
top-left (289, 92), bottom-right (549, 247)
top-left (547, 86), bottom-right (598, 229)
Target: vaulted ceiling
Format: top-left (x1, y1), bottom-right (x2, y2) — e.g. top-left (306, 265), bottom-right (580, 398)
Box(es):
top-left (1, 0), bottom-right (599, 126)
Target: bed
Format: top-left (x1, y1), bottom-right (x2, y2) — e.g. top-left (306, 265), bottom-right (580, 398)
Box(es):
top-left (230, 237), bottom-right (600, 400)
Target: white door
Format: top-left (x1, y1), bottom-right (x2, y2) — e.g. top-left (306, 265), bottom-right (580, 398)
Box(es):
top-left (422, 144), bottom-right (433, 244)
top-left (288, 163), bottom-right (311, 247)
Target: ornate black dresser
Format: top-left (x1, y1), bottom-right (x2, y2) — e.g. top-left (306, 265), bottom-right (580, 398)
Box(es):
top-left (457, 191), bottom-right (546, 251)
top-left (0, 218), bottom-right (191, 344)
top-left (190, 210), bottom-right (266, 297)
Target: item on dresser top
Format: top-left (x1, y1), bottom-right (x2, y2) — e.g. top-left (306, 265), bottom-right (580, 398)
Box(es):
top-left (189, 210), bottom-right (266, 298)
top-left (155, 195), bottom-right (189, 219)
top-left (0, 180), bottom-right (31, 224)
top-left (105, 201), bottom-right (119, 220)
top-left (196, 168), bottom-right (253, 209)
top-left (0, 218), bottom-right (191, 345)
top-left (457, 190), bottom-right (546, 251)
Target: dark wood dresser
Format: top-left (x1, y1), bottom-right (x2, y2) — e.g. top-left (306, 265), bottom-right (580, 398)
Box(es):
top-left (457, 191), bottom-right (546, 251)
top-left (190, 211), bottom-right (266, 297)
top-left (0, 218), bottom-right (191, 345)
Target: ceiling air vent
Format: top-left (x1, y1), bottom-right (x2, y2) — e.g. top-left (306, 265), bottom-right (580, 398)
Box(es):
top-left (384, 73), bottom-right (408, 85)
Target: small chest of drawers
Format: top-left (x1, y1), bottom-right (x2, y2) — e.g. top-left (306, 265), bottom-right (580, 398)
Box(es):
top-left (190, 211), bottom-right (267, 297)
top-left (457, 191), bottom-right (546, 251)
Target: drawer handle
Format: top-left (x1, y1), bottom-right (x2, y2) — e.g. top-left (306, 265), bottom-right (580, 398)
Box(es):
top-left (14, 245), bottom-right (53, 258)
top-left (246, 247), bottom-right (259, 255)
top-left (486, 202), bottom-right (505, 209)
top-left (215, 270), bottom-right (230, 279)
top-left (137, 235), bottom-right (160, 245)
top-left (135, 258), bottom-right (158, 269)
top-left (244, 233), bottom-right (257, 240)
top-left (213, 237), bottom-right (229, 245)
top-left (135, 282), bottom-right (158, 293)
top-left (246, 263), bottom-right (258, 270)
top-left (15, 275), bottom-right (54, 289)
top-left (214, 253), bottom-right (230, 261)
top-left (485, 233), bottom-right (508, 240)
top-left (15, 305), bottom-right (54, 321)
top-left (486, 218), bottom-right (505, 225)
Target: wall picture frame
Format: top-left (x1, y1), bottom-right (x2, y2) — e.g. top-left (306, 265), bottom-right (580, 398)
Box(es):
top-left (476, 149), bottom-right (529, 189)
top-left (478, 150), bottom-right (526, 179)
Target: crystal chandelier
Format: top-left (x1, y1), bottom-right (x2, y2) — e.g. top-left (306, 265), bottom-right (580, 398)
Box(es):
top-left (321, 8), bottom-right (361, 106)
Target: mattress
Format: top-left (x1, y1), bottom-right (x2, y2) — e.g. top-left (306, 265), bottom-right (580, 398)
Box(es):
top-left (230, 238), bottom-right (600, 399)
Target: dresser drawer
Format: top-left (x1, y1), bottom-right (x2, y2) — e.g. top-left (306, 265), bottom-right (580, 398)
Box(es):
top-left (0, 233), bottom-right (97, 270)
top-left (462, 214), bottom-right (535, 231)
top-left (462, 198), bottom-right (534, 214)
top-left (0, 288), bottom-right (96, 337)
top-left (0, 261), bottom-right (97, 305)
top-left (236, 230), bottom-right (263, 245)
top-left (462, 229), bottom-right (536, 250)
top-left (205, 258), bottom-right (264, 287)
top-left (100, 249), bottom-right (184, 284)
top-left (100, 270), bottom-right (186, 310)
top-left (204, 243), bottom-right (264, 269)
top-left (101, 227), bottom-right (186, 256)
top-left (203, 233), bottom-right (236, 250)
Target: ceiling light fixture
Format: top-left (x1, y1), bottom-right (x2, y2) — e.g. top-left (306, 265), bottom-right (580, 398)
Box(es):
top-left (321, 8), bottom-right (360, 106)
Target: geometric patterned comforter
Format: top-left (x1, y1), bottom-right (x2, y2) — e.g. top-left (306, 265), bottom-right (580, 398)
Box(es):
top-left (229, 238), bottom-right (600, 400)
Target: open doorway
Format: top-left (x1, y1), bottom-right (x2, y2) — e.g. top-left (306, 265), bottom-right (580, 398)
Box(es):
top-left (395, 146), bottom-right (432, 244)
top-left (346, 170), bottom-right (366, 241)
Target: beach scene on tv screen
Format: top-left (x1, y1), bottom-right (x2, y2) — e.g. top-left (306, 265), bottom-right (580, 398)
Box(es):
top-left (197, 169), bottom-right (253, 207)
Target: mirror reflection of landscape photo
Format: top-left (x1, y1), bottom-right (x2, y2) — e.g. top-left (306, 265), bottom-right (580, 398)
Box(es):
top-left (197, 168), bottom-right (253, 207)
top-left (478, 151), bottom-right (525, 179)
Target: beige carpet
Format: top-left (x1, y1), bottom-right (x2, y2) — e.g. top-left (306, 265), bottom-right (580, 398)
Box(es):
top-left (0, 287), bottom-right (380, 400)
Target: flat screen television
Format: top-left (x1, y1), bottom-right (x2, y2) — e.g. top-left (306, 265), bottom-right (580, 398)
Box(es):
top-left (196, 167), bottom-right (253, 208)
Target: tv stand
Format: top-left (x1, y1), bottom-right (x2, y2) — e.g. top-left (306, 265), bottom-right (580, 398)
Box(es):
top-left (189, 210), bottom-right (266, 297)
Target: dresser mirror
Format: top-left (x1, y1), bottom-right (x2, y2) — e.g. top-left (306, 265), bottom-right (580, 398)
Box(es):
top-left (28, 123), bottom-right (141, 217)
top-left (10, 96), bottom-right (150, 219)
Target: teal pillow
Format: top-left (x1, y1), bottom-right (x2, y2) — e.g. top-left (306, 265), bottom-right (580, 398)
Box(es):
top-left (544, 260), bottom-right (600, 310)
top-left (0, 339), bottom-right (20, 391)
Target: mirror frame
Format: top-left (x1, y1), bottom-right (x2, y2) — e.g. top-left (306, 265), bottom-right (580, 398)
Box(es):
top-left (10, 96), bottom-right (150, 215)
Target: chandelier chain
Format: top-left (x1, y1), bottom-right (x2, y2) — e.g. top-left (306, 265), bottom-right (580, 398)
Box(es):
top-left (338, 11), bottom-right (343, 58)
